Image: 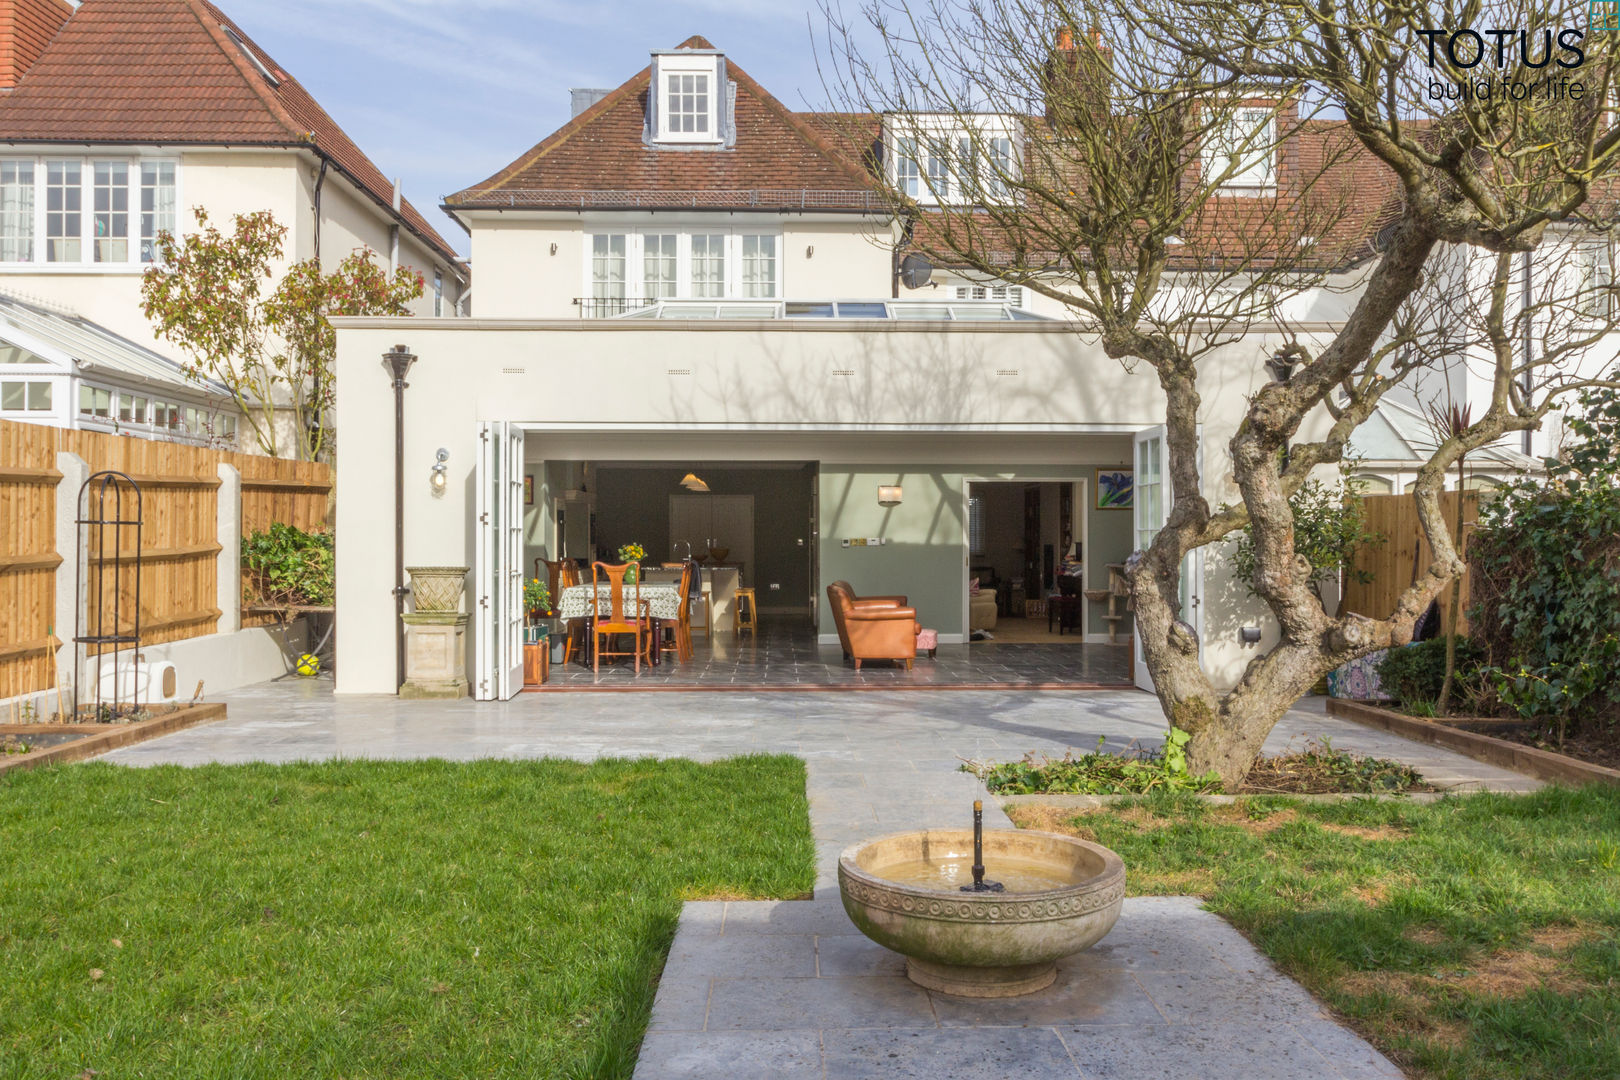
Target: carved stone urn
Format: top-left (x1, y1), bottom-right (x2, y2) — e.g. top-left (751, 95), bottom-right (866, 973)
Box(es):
top-left (401, 566), bottom-right (470, 698)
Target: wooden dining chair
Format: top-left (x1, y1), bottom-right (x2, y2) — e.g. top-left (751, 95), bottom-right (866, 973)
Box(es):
top-left (590, 561), bottom-right (650, 673)
top-left (557, 560), bottom-right (588, 665)
top-left (655, 561), bottom-right (693, 664)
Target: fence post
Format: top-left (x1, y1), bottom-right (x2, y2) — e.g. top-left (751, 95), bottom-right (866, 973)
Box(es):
top-left (53, 451), bottom-right (88, 713)
top-left (217, 463), bottom-right (241, 636)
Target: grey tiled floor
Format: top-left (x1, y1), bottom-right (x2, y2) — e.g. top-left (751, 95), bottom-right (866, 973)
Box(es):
top-left (542, 616), bottom-right (1133, 689)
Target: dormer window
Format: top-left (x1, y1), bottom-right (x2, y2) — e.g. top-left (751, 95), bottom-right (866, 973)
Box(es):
top-left (654, 53), bottom-right (722, 144)
top-left (883, 115), bottom-right (1020, 206)
top-left (1203, 105), bottom-right (1276, 192)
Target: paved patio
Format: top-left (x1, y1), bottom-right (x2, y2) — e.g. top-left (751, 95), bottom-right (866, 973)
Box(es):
top-left (103, 682), bottom-right (1538, 1078)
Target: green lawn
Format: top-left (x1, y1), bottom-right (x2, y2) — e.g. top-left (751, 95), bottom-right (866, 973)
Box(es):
top-left (0, 756), bottom-right (814, 1079)
top-left (1011, 788), bottom-right (1620, 1080)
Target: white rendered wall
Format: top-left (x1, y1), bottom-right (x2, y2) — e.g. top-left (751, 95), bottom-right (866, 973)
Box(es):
top-left (331, 317), bottom-right (1339, 696)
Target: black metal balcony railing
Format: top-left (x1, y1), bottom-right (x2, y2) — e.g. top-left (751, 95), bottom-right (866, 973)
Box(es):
top-left (575, 297), bottom-right (657, 319)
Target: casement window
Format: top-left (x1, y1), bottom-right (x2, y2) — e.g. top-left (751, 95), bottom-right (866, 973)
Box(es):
top-left (93, 161), bottom-right (130, 263)
top-left (690, 234), bottom-right (725, 298)
top-left (78, 384), bottom-right (112, 418)
top-left (139, 162), bottom-right (175, 263)
top-left (0, 162), bottom-right (34, 263)
top-left (654, 54), bottom-right (722, 144)
top-left (886, 118), bottom-right (1019, 205)
top-left (46, 161), bottom-right (82, 263)
top-left (0, 380), bottom-right (51, 412)
top-left (925, 140), bottom-right (951, 200)
top-left (740, 235), bottom-right (776, 298)
top-left (895, 138), bottom-right (921, 198)
top-left (1203, 106), bottom-right (1276, 190)
top-left (954, 284), bottom-right (1023, 307)
top-left (433, 269), bottom-right (444, 316)
top-left (643, 234), bottom-right (678, 298)
top-left (585, 230), bottom-right (780, 309)
top-left (0, 157), bottom-right (177, 267)
top-left (1574, 243), bottom-right (1614, 319)
top-left (590, 233), bottom-right (628, 312)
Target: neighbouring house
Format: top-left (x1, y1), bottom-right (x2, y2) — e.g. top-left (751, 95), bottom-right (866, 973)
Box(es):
top-left (0, 290), bottom-right (240, 444)
top-left (0, 0), bottom-right (468, 452)
top-left (329, 34), bottom-right (1614, 701)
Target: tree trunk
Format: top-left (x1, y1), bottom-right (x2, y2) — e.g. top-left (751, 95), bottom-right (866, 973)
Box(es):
top-left (1436, 470), bottom-right (1466, 714)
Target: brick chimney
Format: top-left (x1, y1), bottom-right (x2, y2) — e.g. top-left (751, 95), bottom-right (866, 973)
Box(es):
top-left (1044, 25), bottom-right (1112, 124)
top-left (0, 0), bottom-right (74, 90)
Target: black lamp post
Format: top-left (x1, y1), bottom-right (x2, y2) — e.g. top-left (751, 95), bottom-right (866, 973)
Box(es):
top-left (383, 344), bottom-right (416, 691)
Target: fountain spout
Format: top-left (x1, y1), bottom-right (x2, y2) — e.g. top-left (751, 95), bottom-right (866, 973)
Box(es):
top-left (960, 800), bottom-right (1005, 893)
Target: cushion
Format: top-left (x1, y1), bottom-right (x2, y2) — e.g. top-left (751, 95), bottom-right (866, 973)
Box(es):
top-left (968, 577), bottom-right (980, 595)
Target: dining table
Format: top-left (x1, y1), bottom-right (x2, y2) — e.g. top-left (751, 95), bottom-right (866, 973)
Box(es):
top-left (555, 580), bottom-right (686, 666)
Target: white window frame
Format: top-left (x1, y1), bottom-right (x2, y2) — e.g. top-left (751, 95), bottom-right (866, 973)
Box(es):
top-left (0, 161), bottom-right (35, 264)
top-left (1573, 241), bottom-right (1614, 320)
top-left (0, 154), bottom-right (179, 271)
top-left (0, 377), bottom-right (54, 413)
top-left (1203, 106), bottom-right (1277, 192)
top-left (655, 55), bottom-right (721, 145)
top-left (582, 228), bottom-right (782, 306)
top-left (884, 115), bottom-right (1021, 207)
top-left (953, 283), bottom-right (1024, 307)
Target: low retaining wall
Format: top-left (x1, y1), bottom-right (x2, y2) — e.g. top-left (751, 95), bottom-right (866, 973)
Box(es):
top-left (1327, 698), bottom-right (1620, 789)
top-left (0, 702), bottom-right (226, 775)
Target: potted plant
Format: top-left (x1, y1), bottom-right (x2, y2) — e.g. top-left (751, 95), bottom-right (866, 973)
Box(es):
top-left (617, 543), bottom-right (647, 583)
top-left (523, 578), bottom-right (552, 687)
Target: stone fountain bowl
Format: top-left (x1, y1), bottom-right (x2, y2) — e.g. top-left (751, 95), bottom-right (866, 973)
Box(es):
top-left (838, 828), bottom-right (1125, 998)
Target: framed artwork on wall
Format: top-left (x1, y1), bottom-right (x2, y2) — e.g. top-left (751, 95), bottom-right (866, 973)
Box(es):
top-left (524, 475), bottom-right (534, 505)
top-left (1096, 468), bottom-right (1133, 510)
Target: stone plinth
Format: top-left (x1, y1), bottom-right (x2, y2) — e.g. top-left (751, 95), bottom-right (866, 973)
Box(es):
top-left (400, 612), bottom-right (469, 699)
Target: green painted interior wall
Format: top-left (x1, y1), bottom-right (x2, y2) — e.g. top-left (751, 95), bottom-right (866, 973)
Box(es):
top-left (820, 462), bottom-right (1134, 639)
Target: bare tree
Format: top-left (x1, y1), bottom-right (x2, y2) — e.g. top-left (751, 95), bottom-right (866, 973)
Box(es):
top-left (819, 0), bottom-right (1620, 784)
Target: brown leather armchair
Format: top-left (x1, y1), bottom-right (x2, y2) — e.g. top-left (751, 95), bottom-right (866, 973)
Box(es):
top-left (826, 581), bottom-right (919, 670)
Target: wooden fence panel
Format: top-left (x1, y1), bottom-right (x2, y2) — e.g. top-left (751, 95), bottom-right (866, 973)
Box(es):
top-left (0, 419), bottom-right (332, 695)
top-left (1341, 492), bottom-right (1479, 631)
top-left (0, 423), bottom-right (63, 699)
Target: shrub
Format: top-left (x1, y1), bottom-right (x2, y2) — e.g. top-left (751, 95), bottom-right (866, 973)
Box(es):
top-left (1471, 375), bottom-right (1620, 730)
top-left (242, 522), bottom-right (335, 607)
top-left (1377, 638), bottom-right (1482, 707)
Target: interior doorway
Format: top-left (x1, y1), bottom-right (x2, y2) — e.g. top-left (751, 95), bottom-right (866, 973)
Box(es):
top-left (964, 477), bottom-right (1090, 644)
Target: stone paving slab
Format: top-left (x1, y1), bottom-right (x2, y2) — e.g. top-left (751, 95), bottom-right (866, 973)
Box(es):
top-left (635, 896), bottom-right (1404, 1080)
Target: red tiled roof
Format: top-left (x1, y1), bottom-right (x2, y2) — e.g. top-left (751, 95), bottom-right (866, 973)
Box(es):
top-left (0, 0), bottom-right (460, 265)
top-left (0, 0), bottom-right (73, 90)
top-left (447, 35), bottom-right (879, 212)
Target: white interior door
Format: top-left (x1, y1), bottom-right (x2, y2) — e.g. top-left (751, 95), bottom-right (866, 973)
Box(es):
top-left (1132, 427), bottom-right (1203, 692)
top-left (474, 421), bottom-right (525, 701)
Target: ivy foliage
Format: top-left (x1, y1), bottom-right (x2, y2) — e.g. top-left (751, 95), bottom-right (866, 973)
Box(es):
top-left (1471, 376), bottom-right (1620, 731)
top-left (242, 523), bottom-right (335, 608)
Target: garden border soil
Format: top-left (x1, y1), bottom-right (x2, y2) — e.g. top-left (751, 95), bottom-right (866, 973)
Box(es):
top-left (0, 703), bottom-right (226, 776)
top-left (997, 791), bottom-right (1462, 810)
top-left (1326, 698), bottom-right (1620, 788)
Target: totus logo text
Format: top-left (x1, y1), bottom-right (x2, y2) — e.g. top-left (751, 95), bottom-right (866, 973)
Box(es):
top-left (1417, 27), bottom-right (1589, 102)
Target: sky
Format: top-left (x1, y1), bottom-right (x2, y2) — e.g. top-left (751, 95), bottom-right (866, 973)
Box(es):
top-left (221, 0), bottom-right (846, 255)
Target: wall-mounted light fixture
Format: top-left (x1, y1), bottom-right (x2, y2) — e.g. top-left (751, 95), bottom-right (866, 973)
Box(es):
top-left (877, 484), bottom-right (903, 507)
top-left (806, 245), bottom-right (815, 258)
top-left (680, 472), bottom-right (710, 492)
top-left (1264, 349), bottom-right (1299, 384)
top-left (430, 447), bottom-right (449, 496)
top-left (550, 242), bottom-right (559, 256)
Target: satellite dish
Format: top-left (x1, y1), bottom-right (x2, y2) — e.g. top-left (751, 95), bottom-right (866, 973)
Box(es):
top-left (899, 253), bottom-right (933, 290)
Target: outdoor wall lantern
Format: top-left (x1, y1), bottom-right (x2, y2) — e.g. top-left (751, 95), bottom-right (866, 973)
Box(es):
top-left (430, 448), bottom-right (449, 496)
top-left (877, 485), bottom-right (903, 507)
top-left (1264, 349), bottom-right (1299, 384)
top-left (806, 245), bottom-right (815, 258)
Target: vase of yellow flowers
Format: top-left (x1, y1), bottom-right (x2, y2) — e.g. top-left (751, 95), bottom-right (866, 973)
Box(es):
top-left (617, 542), bottom-right (647, 583)
top-left (524, 577), bottom-right (552, 626)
